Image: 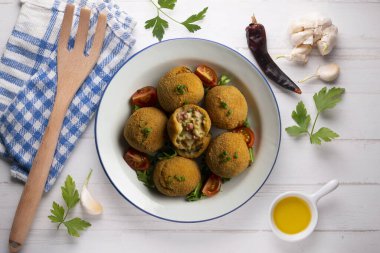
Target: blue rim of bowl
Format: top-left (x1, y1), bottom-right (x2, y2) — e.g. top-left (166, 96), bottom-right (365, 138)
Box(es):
top-left (95, 37), bottom-right (282, 223)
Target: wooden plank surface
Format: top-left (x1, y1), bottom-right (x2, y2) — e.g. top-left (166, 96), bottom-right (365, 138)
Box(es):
top-left (0, 0), bottom-right (379, 252)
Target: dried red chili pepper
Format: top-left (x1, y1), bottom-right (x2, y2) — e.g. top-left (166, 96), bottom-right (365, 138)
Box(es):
top-left (246, 16), bottom-right (302, 94)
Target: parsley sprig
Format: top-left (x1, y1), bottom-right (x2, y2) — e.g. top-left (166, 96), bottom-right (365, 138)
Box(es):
top-left (175, 84), bottom-right (188, 95)
top-left (286, 87), bottom-right (345, 145)
top-left (220, 100), bottom-right (233, 117)
top-left (145, 0), bottom-right (208, 41)
top-left (219, 150), bottom-right (232, 163)
top-left (141, 127), bottom-right (152, 139)
top-left (186, 182), bottom-right (202, 201)
top-left (48, 175), bottom-right (91, 237)
top-left (218, 74), bottom-right (231, 85)
top-left (136, 168), bottom-right (155, 189)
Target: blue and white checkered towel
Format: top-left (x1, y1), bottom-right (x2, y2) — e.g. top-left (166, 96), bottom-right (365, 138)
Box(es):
top-left (0, 0), bottom-right (135, 191)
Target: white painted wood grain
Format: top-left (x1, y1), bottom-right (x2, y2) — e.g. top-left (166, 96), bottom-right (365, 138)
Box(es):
top-left (0, 230), bottom-right (379, 253)
top-left (1, 183), bottom-right (379, 231)
top-left (118, 0), bottom-right (380, 50)
top-left (0, 0), bottom-right (19, 54)
top-left (1, 0), bottom-right (380, 252)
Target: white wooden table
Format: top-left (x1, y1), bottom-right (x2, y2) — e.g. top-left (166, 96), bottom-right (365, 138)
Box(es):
top-left (1, 0), bottom-right (380, 252)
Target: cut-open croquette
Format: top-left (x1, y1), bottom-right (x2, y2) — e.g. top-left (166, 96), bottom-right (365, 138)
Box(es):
top-left (176, 134), bottom-right (211, 159)
top-left (206, 132), bottom-right (250, 178)
top-left (153, 156), bottom-right (201, 197)
top-left (157, 66), bottom-right (204, 112)
top-left (205, 85), bottom-right (248, 130)
top-left (124, 107), bottom-right (167, 154)
top-left (167, 104), bottom-right (211, 158)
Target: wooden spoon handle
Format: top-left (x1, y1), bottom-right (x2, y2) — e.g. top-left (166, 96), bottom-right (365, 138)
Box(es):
top-left (9, 101), bottom-right (67, 253)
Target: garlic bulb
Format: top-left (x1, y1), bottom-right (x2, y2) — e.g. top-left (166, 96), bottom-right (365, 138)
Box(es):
top-left (283, 13), bottom-right (338, 62)
top-left (290, 29), bottom-right (314, 46)
top-left (81, 170), bottom-right (103, 215)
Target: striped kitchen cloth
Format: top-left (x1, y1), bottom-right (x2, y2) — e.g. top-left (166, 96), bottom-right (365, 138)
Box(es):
top-left (0, 0), bottom-right (136, 191)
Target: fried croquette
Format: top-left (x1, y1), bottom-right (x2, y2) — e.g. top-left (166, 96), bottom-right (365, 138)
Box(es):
top-left (176, 133), bottom-right (211, 159)
top-left (157, 66), bottom-right (204, 112)
top-left (167, 104), bottom-right (211, 158)
top-left (206, 132), bottom-right (250, 178)
top-left (124, 107), bottom-right (167, 154)
top-left (205, 85), bottom-right (248, 130)
top-left (153, 156), bottom-right (201, 197)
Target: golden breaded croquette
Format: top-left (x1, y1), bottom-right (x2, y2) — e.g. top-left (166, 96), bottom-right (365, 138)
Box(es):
top-left (167, 104), bottom-right (211, 158)
top-left (161, 66), bottom-right (192, 78)
top-left (124, 107), bottom-right (167, 154)
top-left (206, 132), bottom-right (250, 178)
top-left (157, 66), bottom-right (204, 112)
top-left (205, 85), bottom-right (248, 130)
top-left (153, 156), bottom-right (201, 197)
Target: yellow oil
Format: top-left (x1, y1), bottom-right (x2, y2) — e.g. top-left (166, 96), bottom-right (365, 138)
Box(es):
top-left (273, 196), bottom-right (312, 234)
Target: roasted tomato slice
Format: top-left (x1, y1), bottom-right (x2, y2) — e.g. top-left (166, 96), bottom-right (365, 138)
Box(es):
top-left (232, 127), bottom-right (255, 148)
top-left (202, 173), bottom-right (222, 197)
top-left (131, 86), bottom-right (158, 107)
top-left (195, 65), bottom-right (218, 88)
top-left (123, 148), bottom-right (150, 171)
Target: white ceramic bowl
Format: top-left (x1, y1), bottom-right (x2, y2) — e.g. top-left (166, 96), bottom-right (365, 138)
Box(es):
top-left (95, 38), bottom-right (281, 222)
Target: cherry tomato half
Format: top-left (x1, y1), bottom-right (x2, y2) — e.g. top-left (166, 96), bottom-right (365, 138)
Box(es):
top-left (202, 173), bottom-right (222, 197)
top-left (195, 65), bottom-right (218, 88)
top-left (131, 86), bottom-right (158, 107)
top-left (232, 127), bottom-right (255, 148)
top-left (123, 148), bottom-right (150, 171)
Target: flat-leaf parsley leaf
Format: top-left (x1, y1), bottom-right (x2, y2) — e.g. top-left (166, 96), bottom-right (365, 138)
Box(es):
top-left (158, 0), bottom-right (176, 9)
top-left (145, 0), bottom-right (208, 41)
top-left (310, 127), bottom-right (339, 145)
top-left (144, 16), bottom-right (169, 42)
top-left (285, 87), bottom-right (344, 145)
top-left (48, 175), bottom-right (91, 237)
top-left (64, 217), bottom-right (91, 237)
top-left (181, 7), bottom-right (208, 33)
top-left (314, 87), bottom-right (345, 113)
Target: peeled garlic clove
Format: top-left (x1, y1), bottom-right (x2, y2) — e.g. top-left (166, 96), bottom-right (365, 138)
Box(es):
top-left (293, 13), bottom-right (330, 30)
top-left (297, 15), bottom-right (317, 29)
top-left (293, 44), bottom-right (313, 55)
top-left (288, 15), bottom-right (315, 34)
top-left (290, 29), bottom-right (314, 46)
top-left (277, 53), bottom-right (308, 64)
top-left (289, 20), bottom-right (305, 34)
top-left (81, 187), bottom-right (103, 215)
top-left (81, 170), bottom-right (103, 215)
top-left (313, 15), bottom-right (332, 29)
top-left (299, 63), bottom-right (340, 83)
top-left (317, 25), bottom-right (338, 56)
top-left (302, 34), bottom-right (314, 45)
top-left (313, 26), bottom-right (324, 44)
top-left (307, 13), bottom-right (331, 28)
top-left (277, 45), bottom-right (313, 64)
top-left (290, 53), bottom-right (310, 64)
top-left (317, 63), bottom-right (340, 82)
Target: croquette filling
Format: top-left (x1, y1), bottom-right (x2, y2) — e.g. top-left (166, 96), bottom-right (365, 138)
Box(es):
top-left (176, 108), bottom-right (206, 151)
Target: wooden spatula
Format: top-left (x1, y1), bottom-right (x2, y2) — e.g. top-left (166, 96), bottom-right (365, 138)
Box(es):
top-left (8, 4), bottom-right (106, 252)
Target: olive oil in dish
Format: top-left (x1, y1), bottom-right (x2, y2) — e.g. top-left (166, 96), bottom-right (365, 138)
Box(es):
top-left (269, 180), bottom-right (339, 241)
top-left (273, 196), bottom-right (312, 234)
